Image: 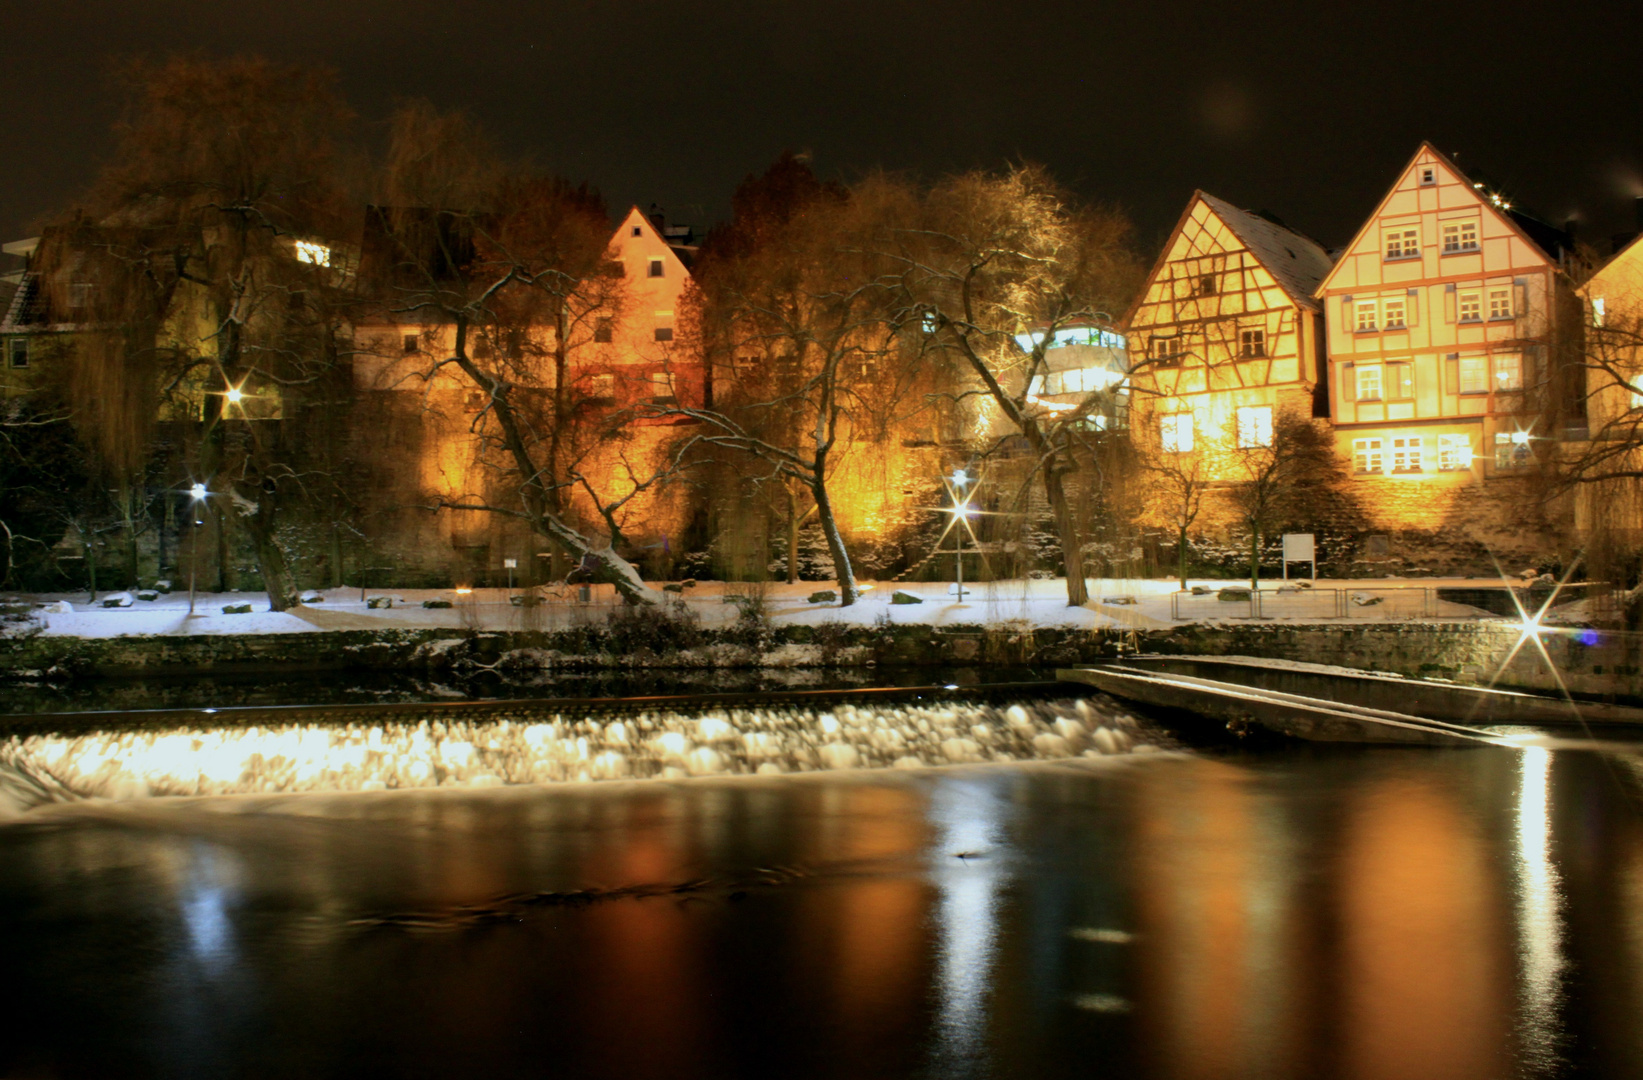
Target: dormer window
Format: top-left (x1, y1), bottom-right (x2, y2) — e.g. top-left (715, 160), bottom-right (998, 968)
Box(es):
top-left (1420, 166), bottom-right (1437, 186)
top-left (648, 258), bottom-right (664, 278)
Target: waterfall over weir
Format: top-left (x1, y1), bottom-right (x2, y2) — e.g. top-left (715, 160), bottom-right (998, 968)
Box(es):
top-left (0, 696), bottom-right (1159, 812)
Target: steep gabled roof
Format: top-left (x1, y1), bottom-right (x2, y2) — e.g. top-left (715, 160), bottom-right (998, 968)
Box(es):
top-left (1315, 142), bottom-right (1565, 295)
top-left (1195, 193), bottom-right (1334, 312)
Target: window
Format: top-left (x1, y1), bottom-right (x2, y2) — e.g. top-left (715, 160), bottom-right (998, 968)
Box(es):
top-left (1355, 300), bottom-right (1378, 332)
top-left (1420, 166), bottom-right (1437, 186)
top-left (402, 334), bottom-right (418, 354)
top-left (594, 318), bottom-right (613, 344)
top-left (1630, 386), bottom-right (1643, 411)
top-left (588, 373), bottom-right (615, 401)
top-left (294, 240), bottom-right (331, 267)
top-left (653, 326), bottom-right (674, 342)
top-left (1382, 296), bottom-right (1407, 329)
top-left (1438, 434), bottom-right (1471, 471)
top-left (1441, 221), bottom-right (1479, 253)
top-left (1593, 297), bottom-right (1607, 327)
top-left (69, 283), bottom-right (93, 310)
top-left (601, 260), bottom-right (625, 278)
top-left (1384, 227), bottom-right (1419, 260)
top-left (1353, 437), bottom-right (1385, 474)
top-left (631, 225), bottom-right (643, 237)
top-left (1236, 405), bottom-right (1273, 448)
top-left (1356, 364), bottom-right (1383, 401)
top-left (1196, 274), bottom-right (1218, 296)
top-left (1487, 287), bottom-right (1514, 321)
top-left (1459, 354), bottom-right (1489, 394)
top-left (7, 338), bottom-right (26, 369)
top-left (1391, 435), bottom-right (1422, 473)
top-left (1495, 431), bottom-right (1531, 469)
top-left (647, 258), bottom-right (664, 278)
top-left (1458, 291), bottom-right (1482, 322)
top-left (1152, 334), bottom-right (1183, 364)
top-left (1160, 413), bottom-right (1193, 453)
top-left (650, 371), bottom-right (675, 401)
top-left (1493, 352), bottom-right (1522, 391)
top-left (1238, 328), bottom-right (1267, 358)
top-left (1387, 361), bottom-right (1414, 399)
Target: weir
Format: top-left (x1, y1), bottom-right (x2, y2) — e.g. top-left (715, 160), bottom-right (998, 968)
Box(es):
top-left (0, 692), bottom-right (1161, 813)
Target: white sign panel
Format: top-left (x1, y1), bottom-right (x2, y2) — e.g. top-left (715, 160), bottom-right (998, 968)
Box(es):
top-left (503, 558), bottom-right (518, 569)
top-left (1281, 534), bottom-right (1315, 563)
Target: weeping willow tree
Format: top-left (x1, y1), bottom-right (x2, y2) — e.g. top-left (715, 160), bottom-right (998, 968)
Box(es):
top-left (38, 56), bottom-right (356, 609)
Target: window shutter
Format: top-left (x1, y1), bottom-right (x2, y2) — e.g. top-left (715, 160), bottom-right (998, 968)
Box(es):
top-left (1445, 353), bottom-right (1459, 395)
top-left (1513, 277), bottom-right (1529, 318)
top-left (1406, 288), bottom-right (1420, 327)
top-left (1444, 283), bottom-right (1457, 323)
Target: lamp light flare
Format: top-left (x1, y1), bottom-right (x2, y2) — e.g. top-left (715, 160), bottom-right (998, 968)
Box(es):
top-left (189, 483), bottom-right (208, 501)
top-left (224, 386), bottom-right (244, 404)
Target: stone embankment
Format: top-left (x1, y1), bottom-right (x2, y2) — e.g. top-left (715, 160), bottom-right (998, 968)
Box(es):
top-left (1, 617), bottom-right (1637, 702)
top-left (0, 696), bottom-right (1157, 811)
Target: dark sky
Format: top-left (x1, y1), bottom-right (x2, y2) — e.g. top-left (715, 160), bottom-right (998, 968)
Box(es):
top-left (4, 0), bottom-right (1641, 260)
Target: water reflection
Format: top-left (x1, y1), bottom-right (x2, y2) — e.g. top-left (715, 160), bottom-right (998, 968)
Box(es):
top-left (2, 747), bottom-right (1643, 1078)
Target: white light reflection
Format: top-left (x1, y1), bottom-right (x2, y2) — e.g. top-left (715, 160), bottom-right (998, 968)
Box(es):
top-left (1514, 747), bottom-right (1567, 1071)
top-left (927, 778), bottom-right (1007, 1077)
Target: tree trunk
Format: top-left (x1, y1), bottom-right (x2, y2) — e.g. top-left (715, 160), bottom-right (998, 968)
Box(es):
top-left (1178, 524), bottom-right (1189, 592)
top-left (1043, 464), bottom-right (1089, 606)
top-left (809, 454), bottom-right (859, 606)
top-left (786, 483), bottom-right (800, 584)
top-left (234, 484), bottom-right (296, 612)
top-left (1249, 525), bottom-right (1260, 591)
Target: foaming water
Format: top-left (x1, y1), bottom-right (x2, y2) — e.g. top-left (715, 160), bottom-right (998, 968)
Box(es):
top-left (0, 697), bottom-right (1156, 809)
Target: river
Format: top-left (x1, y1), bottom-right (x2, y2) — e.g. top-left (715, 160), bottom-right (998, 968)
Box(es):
top-left (1, 709), bottom-right (1640, 1078)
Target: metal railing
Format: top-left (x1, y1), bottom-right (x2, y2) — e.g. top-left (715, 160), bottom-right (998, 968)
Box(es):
top-left (1169, 586), bottom-right (1446, 621)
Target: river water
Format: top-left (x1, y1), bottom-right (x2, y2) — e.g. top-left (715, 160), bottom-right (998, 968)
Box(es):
top-left (2, 718), bottom-right (1642, 1078)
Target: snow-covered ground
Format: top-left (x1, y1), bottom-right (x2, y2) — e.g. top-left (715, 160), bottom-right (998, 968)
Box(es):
top-left (15, 576), bottom-right (1534, 639)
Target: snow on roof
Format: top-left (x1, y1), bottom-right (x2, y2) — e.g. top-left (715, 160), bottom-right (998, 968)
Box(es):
top-left (1196, 193), bottom-right (1334, 312)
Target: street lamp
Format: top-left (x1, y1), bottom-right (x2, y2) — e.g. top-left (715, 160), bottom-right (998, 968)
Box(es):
top-left (948, 468), bottom-right (976, 602)
top-left (188, 483), bottom-right (208, 615)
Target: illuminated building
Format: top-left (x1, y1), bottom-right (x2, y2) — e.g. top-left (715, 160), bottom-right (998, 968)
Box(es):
top-left (1314, 143), bottom-right (1578, 538)
top-left (1124, 191), bottom-right (1333, 475)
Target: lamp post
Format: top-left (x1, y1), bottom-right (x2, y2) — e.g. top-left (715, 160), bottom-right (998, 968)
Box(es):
top-left (951, 469), bottom-right (972, 602)
top-left (188, 483), bottom-right (207, 615)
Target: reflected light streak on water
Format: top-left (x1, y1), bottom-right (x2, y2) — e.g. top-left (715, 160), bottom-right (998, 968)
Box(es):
top-left (1515, 747), bottom-right (1567, 1072)
top-left (928, 778), bottom-right (1007, 1077)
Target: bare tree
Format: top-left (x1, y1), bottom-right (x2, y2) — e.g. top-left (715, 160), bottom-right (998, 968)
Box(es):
top-left (660, 159), bottom-right (920, 605)
top-left (1217, 408), bottom-right (1342, 589)
top-left (370, 103), bottom-right (664, 605)
top-left (1140, 444), bottom-right (1209, 591)
top-left (887, 166), bottom-right (1140, 606)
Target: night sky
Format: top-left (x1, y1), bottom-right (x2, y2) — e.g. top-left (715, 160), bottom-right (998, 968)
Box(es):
top-left (4, 0), bottom-right (1641, 260)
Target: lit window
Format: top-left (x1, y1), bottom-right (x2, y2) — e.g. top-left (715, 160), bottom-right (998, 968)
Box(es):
top-left (1488, 287), bottom-right (1514, 320)
top-left (1495, 431), bottom-right (1531, 469)
top-left (1236, 405), bottom-right (1273, 448)
top-left (1353, 437), bottom-right (1385, 474)
top-left (1160, 413), bottom-right (1193, 453)
top-left (1459, 354), bottom-right (1489, 394)
top-left (402, 334), bottom-right (418, 354)
top-left (648, 258), bottom-right (664, 278)
top-left (1438, 434), bottom-right (1470, 471)
top-left (1593, 297), bottom-right (1607, 327)
top-left (1356, 365), bottom-right (1383, 401)
top-left (1057, 367), bottom-right (1120, 394)
top-left (1355, 300), bottom-right (1378, 332)
top-left (1152, 334), bottom-right (1183, 364)
top-left (1441, 221), bottom-right (1479, 253)
top-left (7, 338), bottom-right (27, 369)
top-left (589, 373), bottom-right (615, 400)
top-left (1387, 362), bottom-right (1414, 399)
top-left (1239, 328), bottom-right (1266, 358)
top-left (1630, 386), bottom-right (1643, 410)
top-left (654, 326), bottom-right (674, 342)
top-left (1458, 291), bottom-right (1482, 322)
top-left (1391, 435), bottom-right (1422, 473)
top-left (1493, 353), bottom-right (1522, 391)
top-left (295, 241), bottom-right (331, 267)
top-left (651, 371), bottom-right (675, 401)
top-left (1382, 297), bottom-right (1407, 329)
top-left (1384, 227), bottom-right (1419, 260)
